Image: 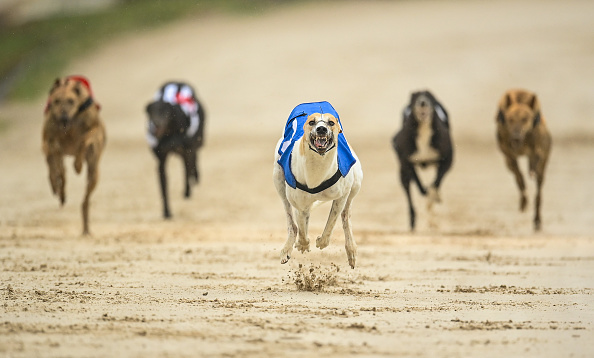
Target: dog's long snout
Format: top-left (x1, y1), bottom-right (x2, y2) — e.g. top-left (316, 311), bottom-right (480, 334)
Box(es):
top-left (60, 113), bottom-right (70, 126)
top-left (316, 125), bottom-right (328, 136)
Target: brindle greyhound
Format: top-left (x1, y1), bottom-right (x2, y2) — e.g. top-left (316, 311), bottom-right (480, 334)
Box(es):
top-left (496, 89), bottom-right (552, 231)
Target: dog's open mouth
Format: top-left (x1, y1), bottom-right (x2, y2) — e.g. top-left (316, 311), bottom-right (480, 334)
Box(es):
top-left (310, 133), bottom-right (334, 155)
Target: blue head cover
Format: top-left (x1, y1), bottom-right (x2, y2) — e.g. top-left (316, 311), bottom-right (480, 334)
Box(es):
top-left (277, 101), bottom-right (357, 189)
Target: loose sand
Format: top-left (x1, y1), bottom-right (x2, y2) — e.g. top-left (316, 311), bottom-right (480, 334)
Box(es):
top-left (1, 1), bottom-right (593, 357)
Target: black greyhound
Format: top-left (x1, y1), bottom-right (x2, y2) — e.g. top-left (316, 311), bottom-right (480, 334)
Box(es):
top-left (146, 82), bottom-right (206, 218)
top-left (392, 90), bottom-right (453, 230)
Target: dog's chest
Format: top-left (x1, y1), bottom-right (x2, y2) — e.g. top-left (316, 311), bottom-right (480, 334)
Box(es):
top-left (409, 121), bottom-right (439, 163)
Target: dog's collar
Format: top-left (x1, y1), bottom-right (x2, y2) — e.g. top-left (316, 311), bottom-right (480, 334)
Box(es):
top-left (77, 97), bottom-right (94, 115)
top-left (308, 141), bottom-right (336, 156)
top-left (295, 169), bottom-right (341, 194)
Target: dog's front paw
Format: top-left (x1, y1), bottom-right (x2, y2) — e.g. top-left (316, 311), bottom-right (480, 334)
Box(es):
top-left (295, 239), bottom-right (310, 253)
top-left (316, 235), bottom-right (330, 250)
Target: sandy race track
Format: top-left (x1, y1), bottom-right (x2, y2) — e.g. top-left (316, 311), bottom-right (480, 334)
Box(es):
top-left (1, 1), bottom-right (594, 357)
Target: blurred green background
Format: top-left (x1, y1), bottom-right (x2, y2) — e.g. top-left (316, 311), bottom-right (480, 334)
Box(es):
top-left (0, 0), bottom-right (289, 102)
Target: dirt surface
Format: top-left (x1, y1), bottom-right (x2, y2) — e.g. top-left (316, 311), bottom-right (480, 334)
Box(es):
top-left (1, 1), bottom-right (594, 357)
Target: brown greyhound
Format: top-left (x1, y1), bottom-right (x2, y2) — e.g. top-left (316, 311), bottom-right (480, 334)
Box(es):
top-left (496, 89), bottom-right (552, 231)
top-left (42, 76), bottom-right (106, 235)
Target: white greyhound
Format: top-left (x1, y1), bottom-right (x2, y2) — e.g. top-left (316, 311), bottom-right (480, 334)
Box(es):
top-left (273, 101), bottom-right (363, 268)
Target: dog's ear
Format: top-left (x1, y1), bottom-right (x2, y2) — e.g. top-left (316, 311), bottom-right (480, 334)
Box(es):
top-left (533, 111), bottom-right (541, 127)
top-left (49, 78), bottom-right (61, 95)
top-left (73, 82), bottom-right (83, 98)
top-left (497, 109), bottom-right (505, 124)
top-left (528, 94), bottom-right (541, 127)
top-left (146, 102), bottom-right (155, 114)
top-left (497, 92), bottom-right (512, 123)
top-left (528, 93), bottom-right (540, 110)
top-left (503, 93), bottom-right (512, 109)
top-left (425, 91), bottom-right (437, 105)
top-left (410, 91), bottom-right (419, 105)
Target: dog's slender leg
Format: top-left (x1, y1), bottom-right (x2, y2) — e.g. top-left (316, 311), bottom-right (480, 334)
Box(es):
top-left (341, 188), bottom-right (359, 269)
top-left (435, 151), bottom-right (453, 189)
top-left (193, 150), bottom-right (200, 184)
top-left (46, 150), bottom-right (66, 205)
top-left (183, 150), bottom-right (195, 198)
top-left (74, 147), bottom-right (85, 174)
top-left (534, 174), bottom-right (543, 231)
top-left (279, 197), bottom-right (297, 264)
top-left (400, 165), bottom-right (416, 230)
top-left (428, 154), bottom-right (452, 209)
top-left (82, 148), bottom-right (100, 236)
top-left (316, 197), bottom-right (348, 250)
top-left (158, 155), bottom-right (171, 218)
top-left (411, 166), bottom-right (426, 196)
top-left (531, 154), bottom-right (547, 231)
top-left (505, 156), bottom-right (527, 211)
top-left (274, 166), bottom-right (297, 264)
top-left (295, 209), bottom-right (310, 253)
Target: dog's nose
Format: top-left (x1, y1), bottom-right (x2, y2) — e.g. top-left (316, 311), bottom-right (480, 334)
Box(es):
top-left (60, 113), bottom-right (69, 124)
top-left (316, 126), bottom-right (328, 135)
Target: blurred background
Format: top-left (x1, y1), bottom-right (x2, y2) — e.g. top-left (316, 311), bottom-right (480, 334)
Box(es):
top-left (0, 0), bottom-right (288, 101)
top-left (0, 0), bottom-right (593, 237)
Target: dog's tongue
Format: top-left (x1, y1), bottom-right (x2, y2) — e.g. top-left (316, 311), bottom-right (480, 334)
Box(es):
top-left (315, 137), bottom-right (327, 149)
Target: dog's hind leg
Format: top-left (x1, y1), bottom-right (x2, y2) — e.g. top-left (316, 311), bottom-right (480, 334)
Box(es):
top-left (533, 173), bottom-right (543, 231)
top-left (279, 197), bottom-right (298, 264)
top-left (183, 150), bottom-right (196, 198)
top-left (82, 149), bottom-right (100, 235)
top-left (274, 166), bottom-right (297, 264)
top-left (341, 188), bottom-right (360, 269)
top-left (531, 154), bottom-right (548, 231)
top-left (505, 156), bottom-right (527, 211)
top-left (158, 156), bottom-right (172, 219)
top-left (192, 150), bottom-right (200, 184)
top-left (279, 200), bottom-right (298, 264)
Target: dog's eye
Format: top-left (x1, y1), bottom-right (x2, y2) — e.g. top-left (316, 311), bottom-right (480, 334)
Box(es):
top-left (328, 121), bottom-right (335, 126)
top-left (309, 120), bottom-right (316, 126)
top-left (67, 99), bottom-right (74, 105)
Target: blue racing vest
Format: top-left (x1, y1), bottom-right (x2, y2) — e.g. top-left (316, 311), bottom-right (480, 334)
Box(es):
top-left (277, 101), bottom-right (357, 189)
